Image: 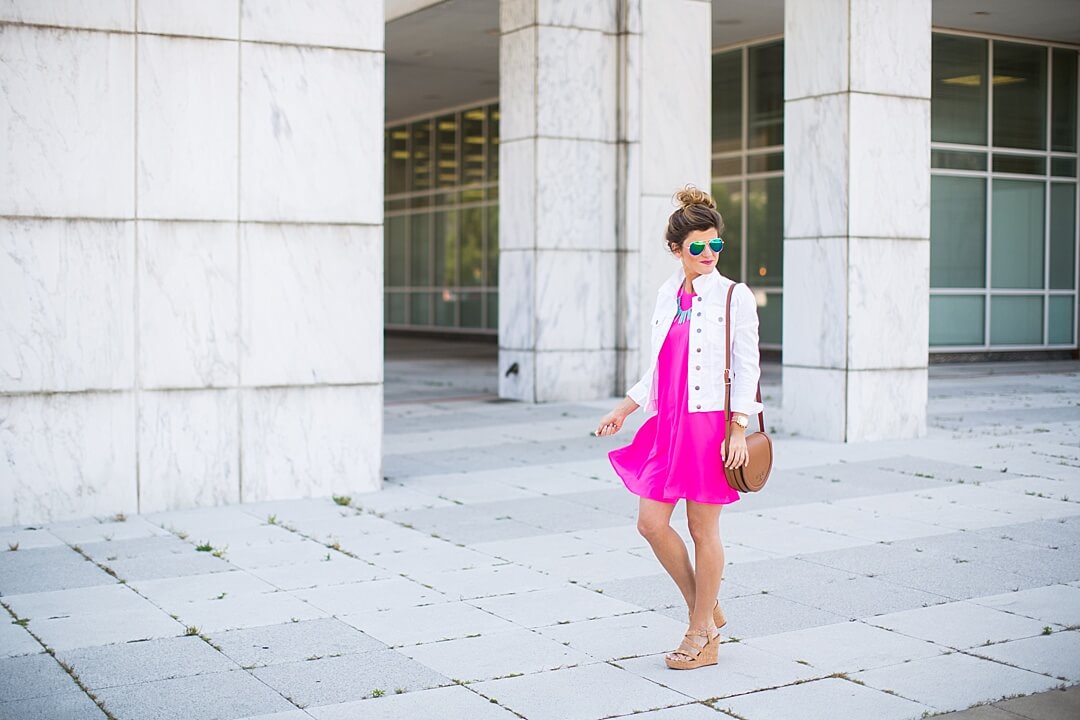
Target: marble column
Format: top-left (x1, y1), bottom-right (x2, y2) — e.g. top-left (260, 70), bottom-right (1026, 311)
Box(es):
top-left (0, 1), bottom-right (385, 525)
top-left (616, 0), bottom-right (712, 393)
top-left (498, 0), bottom-right (711, 402)
top-left (782, 0), bottom-right (931, 441)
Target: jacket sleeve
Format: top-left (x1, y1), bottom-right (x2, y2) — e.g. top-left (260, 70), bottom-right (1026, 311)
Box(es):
top-left (626, 357), bottom-right (654, 407)
top-left (730, 283), bottom-right (764, 417)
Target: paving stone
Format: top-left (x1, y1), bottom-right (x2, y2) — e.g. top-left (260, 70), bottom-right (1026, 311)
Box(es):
top-left (100, 547), bottom-right (235, 582)
top-left (616, 642), bottom-right (821, 701)
top-left (292, 578), bottom-right (446, 616)
top-left (0, 546), bottom-right (115, 595)
top-left (929, 706), bottom-right (1033, 720)
top-left (252, 650), bottom-right (449, 708)
top-left (0, 619), bottom-right (40, 658)
top-left (469, 662), bottom-right (690, 720)
top-left (48, 518), bottom-right (171, 546)
top-left (0, 527), bottom-right (64, 551)
top-left (3, 584), bottom-right (150, 621)
top-left (211, 618), bottom-right (385, 668)
top-left (368, 542), bottom-right (502, 575)
top-left (877, 560), bottom-right (1045, 601)
top-left (852, 651), bottom-right (1061, 713)
top-left (994, 684), bottom-right (1080, 720)
top-left (969, 584), bottom-right (1080, 627)
top-left (535, 610), bottom-right (691, 662)
top-left (144, 508), bottom-right (266, 539)
top-left (744, 620), bottom-right (947, 674)
top-left (469, 586), bottom-right (643, 628)
top-left (713, 514), bottom-right (869, 556)
top-left (591, 573), bottom-right (694, 612)
top-left (761, 502), bottom-right (949, 544)
top-left (0, 691), bottom-right (107, 720)
top-left (705, 592), bottom-right (847, 640)
top-left (131, 570), bottom-right (279, 606)
top-left (383, 505), bottom-right (545, 545)
top-left (868, 600), bottom-right (1051, 650)
top-left (968, 630), bottom-right (1080, 682)
top-left (234, 712), bottom-right (314, 720)
top-left (0, 653), bottom-right (77, 701)
top-left (308, 684), bottom-right (518, 720)
top-left (339, 600), bottom-right (518, 647)
top-left (519, 548), bottom-right (663, 584)
top-left (29, 604), bottom-right (184, 652)
top-left (170, 590), bottom-right (328, 633)
top-left (219, 541), bottom-right (340, 571)
top-left (401, 626), bottom-right (596, 682)
top-left (469, 532), bottom-right (612, 564)
top-left (58, 636), bottom-right (238, 689)
top-left (716, 677), bottom-right (931, 720)
top-left (404, 562), bottom-right (565, 600)
top-left (798, 541), bottom-right (940, 577)
top-left (246, 558), bottom-right (389, 591)
top-left (612, 703), bottom-right (734, 720)
top-left (94, 669), bottom-right (296, 720)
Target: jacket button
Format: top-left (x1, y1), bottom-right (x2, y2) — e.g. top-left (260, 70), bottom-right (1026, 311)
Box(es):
top-left (696, 312), bottom-right (701, 316)
top-left (696, 404), bottom-right (701, 409)
top-left (696, 365), bottom-right (701, 370)
top-left (694, 385), bottom-right (700, 390)
top-left (696, 328), bottom-right (701, 333)
top-left (696, 347), bottom-right (701, 353)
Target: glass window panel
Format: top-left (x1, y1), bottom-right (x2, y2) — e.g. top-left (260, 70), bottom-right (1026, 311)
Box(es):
top-left (931, 176), bottom-right (987, 288)
top-left (930, 295), bottom-right (985, 346)
top-left (931, 150), bottom-right (988, 171)
top-left (993, 41), bottom-right (1047, 150)
top-left (436, 190), bottom-right (460, 206)
top-left (712, 180), bottom-right (742, 281)
top-left (409, 195), bottom-right (431, 209)
top-left (486, 290), bottom-right (499, 330)
top-left (410, 119), bottom-right (433, 192)
top-left (434, 289), bottom-right (457, 327)
top-left (460, 292), bottom-right (483, 328)
top-left (486, 105), bottom-right (500, 184)
top-left (386, 292), bottom-right (407, 325)
top-left (1048, 295), bottom-right (1075, 344)
top-left (748, 42), bottom-right (783, 148)
top-left (1052, 49), bottom-right (1078, 152)
top-left (410, 291), bottom-right (432, 326)
top-left (487, 204), bottom-right (499, 286)
top-left (386, 215), bottom-right (407, 287)
top-left (932, 35), bottom-right (988, 145)
top-left (746, 177), bottom-right (783, 286)
top-left (461, 108), bottom-right (486, 186)
top-left (1051, 157), bottom-right (1077, 177)
top-left (435, 113), bottom-right (459, 188)
top-left (747, 152), bottom-right (782, 173)
top-left (461, 207), bottom-right (483, 286)
top-left (1050, 182), bottom-right (1077, 289)
top-left (409, 213), bottom-right (433, 287)
top-left (487, 184), bottom-right (499, 201)
top-left (434, 209), bottom-right (459, 287)
top-left (712, 156), bottom-right (741, 177)
top-left (990, 295), bottom-right (1043, 344)
top-left (712, 50), bottom-right (742, 153)
top-left (387, 126), bottom-right (409, 194)
top-left (991, 179), bottom-right (1045, 289)
top-left (462, 187), bottom-right (484, 203)
top-left (385, 198), bottom-right (407, 212)
top-left (992, 154), bottom-right (1046, 175)
top-left (757, 291), bottom-right (781, 345)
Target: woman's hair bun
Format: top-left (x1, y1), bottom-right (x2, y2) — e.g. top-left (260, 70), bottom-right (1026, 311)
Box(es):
top-left (674, 185), bottom-right (716, 210)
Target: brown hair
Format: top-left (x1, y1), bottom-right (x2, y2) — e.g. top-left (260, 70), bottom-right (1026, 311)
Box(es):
top-left (665, 185), bottom-right (724, 253)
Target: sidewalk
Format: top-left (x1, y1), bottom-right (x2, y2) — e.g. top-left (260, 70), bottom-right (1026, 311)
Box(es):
top-left (1, 357), bottom-right (1078, 720)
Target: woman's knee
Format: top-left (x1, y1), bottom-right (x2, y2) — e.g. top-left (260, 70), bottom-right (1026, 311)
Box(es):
top-left (687, 516), bottom-right (720, 545)
top-left (637, 516), bottom-right (670, 541)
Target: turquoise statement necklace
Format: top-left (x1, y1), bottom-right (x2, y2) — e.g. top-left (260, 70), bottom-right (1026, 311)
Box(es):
top-left (675, 288), bottom-right (693, 324)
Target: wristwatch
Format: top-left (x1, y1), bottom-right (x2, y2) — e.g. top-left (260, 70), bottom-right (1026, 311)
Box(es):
top-left (731, 414), bottom-right (749, 429)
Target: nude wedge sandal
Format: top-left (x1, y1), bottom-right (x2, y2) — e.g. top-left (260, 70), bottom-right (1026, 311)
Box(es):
top-left (664, 627), bottom-right (720, 670)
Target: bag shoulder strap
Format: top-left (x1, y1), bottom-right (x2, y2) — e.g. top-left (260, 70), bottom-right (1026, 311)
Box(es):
top-left (723, 283), bottom-right (766, 434)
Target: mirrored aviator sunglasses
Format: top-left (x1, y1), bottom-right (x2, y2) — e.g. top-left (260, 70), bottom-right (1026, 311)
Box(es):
top-left (688, 238), bottom-right (724, 256)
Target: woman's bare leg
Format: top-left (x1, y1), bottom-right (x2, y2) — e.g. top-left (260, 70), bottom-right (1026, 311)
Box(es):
top-left (637, 498), bottom-right (696, 612)
top-left (686, 500), bottom-right (725, 632)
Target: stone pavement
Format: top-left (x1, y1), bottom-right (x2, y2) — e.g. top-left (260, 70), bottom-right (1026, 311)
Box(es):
top-left (1, 356), bottom-right (1079, 720)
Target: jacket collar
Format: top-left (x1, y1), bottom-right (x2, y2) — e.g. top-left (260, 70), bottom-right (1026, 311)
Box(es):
top-left (658, 268), bottom-right (730, 302)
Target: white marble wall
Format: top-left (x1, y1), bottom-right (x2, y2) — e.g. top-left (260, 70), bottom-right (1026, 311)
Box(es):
top-left (498, 0), bottom-right (619, 402)
top-left (498, 0), bottom-right (711, 402)
top-left (783, 0), bottom-right (931, 442)
top-left (0, 1), bottom-right (385, 525)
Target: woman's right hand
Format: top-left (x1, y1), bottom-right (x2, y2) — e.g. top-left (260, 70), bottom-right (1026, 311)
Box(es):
top-left (595, 398), bottom-right (639, 437)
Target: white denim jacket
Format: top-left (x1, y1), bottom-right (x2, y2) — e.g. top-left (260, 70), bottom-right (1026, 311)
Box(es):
top-left (627, 269), bottom-right (763, 418)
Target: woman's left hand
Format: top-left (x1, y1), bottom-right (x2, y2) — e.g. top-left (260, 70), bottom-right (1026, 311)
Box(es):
top-left (723, 430), bottom-right (750, 469)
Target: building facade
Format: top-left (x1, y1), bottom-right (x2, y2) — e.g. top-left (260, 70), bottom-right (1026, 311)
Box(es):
top-left (1, 0), bottom-right (1077, 524)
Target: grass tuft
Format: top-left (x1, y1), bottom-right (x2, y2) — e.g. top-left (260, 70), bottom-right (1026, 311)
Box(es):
top-left (332, 495), bottom-right (352, 507)
top-left (195, 542), bottom-right (213, 552)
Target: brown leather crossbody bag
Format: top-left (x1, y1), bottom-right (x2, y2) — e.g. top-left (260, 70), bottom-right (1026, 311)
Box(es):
top-left (722, 284), bottom-right (774, 493)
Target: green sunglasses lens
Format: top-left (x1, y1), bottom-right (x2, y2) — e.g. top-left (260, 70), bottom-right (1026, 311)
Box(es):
top-left (688, 238), bottom-right (724, 256)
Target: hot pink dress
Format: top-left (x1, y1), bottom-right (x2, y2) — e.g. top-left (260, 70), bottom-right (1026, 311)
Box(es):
top-left (609, 286), bottom-right (740, 505)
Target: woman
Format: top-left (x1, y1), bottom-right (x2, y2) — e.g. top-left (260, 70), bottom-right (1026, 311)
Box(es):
top-left (595, 186), bottom-right (762, 670)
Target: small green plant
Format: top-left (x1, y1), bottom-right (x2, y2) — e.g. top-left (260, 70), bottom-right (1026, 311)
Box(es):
top-left (13, 618), bottom-right (29, 627)
top-left (323, 553), bottom-right (332, 562)
top-left (371, 688), bottom-right (385, 698)
top-left (112, 512), bottom-right (126, 522)
top-left (195, 542), bottom-right (213, 552)
top-left (7, 542), bottom-right (18, 551)
top-left (211, 547), bottom-right (227, 559)
top-left (215, 592), bottom-right (227, 600)
top-left (332, 495), bottom-right (351, 507)
top-left (1043, 626), bottom-right (1053, 635)
top-left (267, 514), bottom-right (278, 525)
top-left (185, 626), bottom-right (199, 636)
